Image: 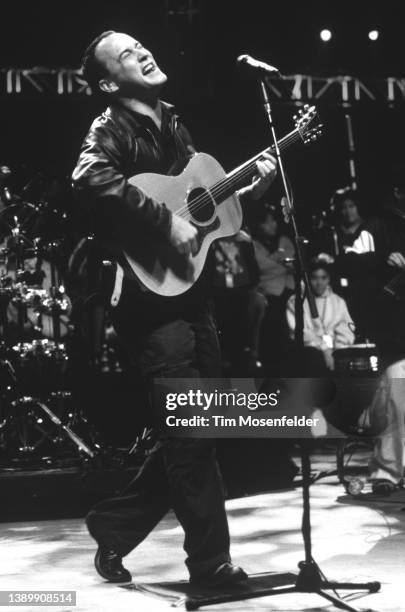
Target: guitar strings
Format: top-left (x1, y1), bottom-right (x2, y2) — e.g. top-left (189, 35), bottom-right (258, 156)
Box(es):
top-left (172, 115), bottom-right (318, 218)
top-left (172, 146), bottom-right (280, 219)
top-left (183, 114), bottom-right (319, 217)
top-left (178, 128), bottom-right (303, 217)
top-left (172, 129), bottom-right (300, 220)
top-left (173, 135), bottom-right (294, 218)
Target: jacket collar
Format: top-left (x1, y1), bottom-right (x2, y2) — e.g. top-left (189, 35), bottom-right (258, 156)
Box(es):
top-left (106, 99), bottom-right (177, 133)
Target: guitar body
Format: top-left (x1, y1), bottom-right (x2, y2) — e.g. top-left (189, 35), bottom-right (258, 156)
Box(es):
top-left (124, 152), bottom-right (243, 296)
top-left (122, 106), bottom-right (322, 296)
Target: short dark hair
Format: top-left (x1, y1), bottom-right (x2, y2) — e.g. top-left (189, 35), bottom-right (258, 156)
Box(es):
top-left (81, 31), bottom-right (116, 92)
top-left (332, 187), bottom-right (357, 209)
top-left (330, 186), bottom-right (362, 219)
top-left (309, 258), bottom-right (331, 277)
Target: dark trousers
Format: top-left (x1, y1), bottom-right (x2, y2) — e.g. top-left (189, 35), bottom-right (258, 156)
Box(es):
top-left (86, 292), bottom-right (231, 577)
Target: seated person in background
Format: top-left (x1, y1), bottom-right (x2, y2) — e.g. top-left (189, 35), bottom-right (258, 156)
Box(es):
top-left (252, 204), bottom-right (295, 373)
top-left (311, 189), bottom-right (370, 333)
top-left (286, 260), bottom-right (355, 373)
top-left (312, 187), bottom-right (365, 260)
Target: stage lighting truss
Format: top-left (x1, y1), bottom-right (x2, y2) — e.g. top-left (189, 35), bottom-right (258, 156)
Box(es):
top-left (266, 74), bottom-right (405, 106)
top-left (1, 68), bottom-right (405, 106)
top-left (0, 68), bottom-right (91, 96)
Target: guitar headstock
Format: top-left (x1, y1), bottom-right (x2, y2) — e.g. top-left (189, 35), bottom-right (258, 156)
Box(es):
top-left (294, 104), bottom-right (323, 144)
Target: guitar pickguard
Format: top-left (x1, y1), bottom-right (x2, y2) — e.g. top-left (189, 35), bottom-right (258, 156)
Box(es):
top-left (194, 216), bottom-right (221, 254)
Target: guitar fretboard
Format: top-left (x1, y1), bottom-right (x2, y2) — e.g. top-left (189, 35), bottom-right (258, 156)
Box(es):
top-left (187, 128), bottom-right (301, 214)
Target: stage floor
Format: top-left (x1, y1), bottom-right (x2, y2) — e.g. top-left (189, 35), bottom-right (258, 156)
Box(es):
top-left (1, 460), bottom-right (404, 612)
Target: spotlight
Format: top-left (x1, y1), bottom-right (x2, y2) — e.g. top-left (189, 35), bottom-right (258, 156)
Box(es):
top-left (368, 29), bottom-right (379, 41)
top-left (320, 29), bottom-right (332, 42)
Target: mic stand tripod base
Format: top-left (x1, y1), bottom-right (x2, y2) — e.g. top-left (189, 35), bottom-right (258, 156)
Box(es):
top-left (184, 554), bottom-right (380, 612)
top-left (184, 444), bottom-right (381, 612)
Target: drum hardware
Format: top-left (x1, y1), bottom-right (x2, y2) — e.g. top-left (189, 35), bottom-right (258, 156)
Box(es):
top-left (7, 396), bottom-right (51, 457)
top-left (46, 241), bottom-right (65, 343)
top-left (12, 338), bottom-right (68, 362)
top-left (0, 181), bottom-right (106, 468)
top-left (34, 399), bottom-right (96, 458)
top-left (40, 288), bottom-right (71, 316)
top-left (2, 335), bottom-right (100, 467)
top-left (48, 390), bottom-right (101, 450)
top-left (3, 395), bottom-right (97, 462)
top-left (0, 356), bottom-right (17, 387)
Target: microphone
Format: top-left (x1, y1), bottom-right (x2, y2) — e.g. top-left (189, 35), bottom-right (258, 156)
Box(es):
top-left (237, 54), bottom-right (281, 76)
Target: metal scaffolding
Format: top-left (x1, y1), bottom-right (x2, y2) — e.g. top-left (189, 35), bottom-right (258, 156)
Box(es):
top-left (265, 74), bottom-right (405, 105)
top-left (0, 68), bottom-right (91, 96)
top-left (1, 68), bottom-right (405, 104)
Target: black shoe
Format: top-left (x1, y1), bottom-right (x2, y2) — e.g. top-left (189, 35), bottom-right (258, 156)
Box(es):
top-left (94, 548), bottom-right (132, 583)
top-left (190, 562), bottom-right (248, 587)
top-left (371, 479), bottom-right (396, 496)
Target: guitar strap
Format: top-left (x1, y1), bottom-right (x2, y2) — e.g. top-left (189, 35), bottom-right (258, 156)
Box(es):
top-left (110, 262), bottom-right (124, 307)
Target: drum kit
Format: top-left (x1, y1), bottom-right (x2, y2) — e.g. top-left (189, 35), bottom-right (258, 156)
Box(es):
top-left (0, 166), bottom-right (99, 467)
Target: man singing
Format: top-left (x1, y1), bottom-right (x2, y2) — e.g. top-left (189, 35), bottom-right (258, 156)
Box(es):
top-left (72, 31), bottom-right (276, 586)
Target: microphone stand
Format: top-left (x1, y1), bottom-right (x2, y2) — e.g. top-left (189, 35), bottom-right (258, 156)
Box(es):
top-left (260, 78), bottom-right (319, 347)
top-left (185, 79), bottom-right (380, 612)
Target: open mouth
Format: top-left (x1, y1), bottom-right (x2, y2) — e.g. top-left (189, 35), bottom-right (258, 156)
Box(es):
top-left (142, 62), bottom-right (156, 76)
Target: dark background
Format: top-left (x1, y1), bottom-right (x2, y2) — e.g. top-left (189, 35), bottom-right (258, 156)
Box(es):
top-left (1, 0), bottom-right (404, 224)
top-left (0, 1), bottom-right (404, 505)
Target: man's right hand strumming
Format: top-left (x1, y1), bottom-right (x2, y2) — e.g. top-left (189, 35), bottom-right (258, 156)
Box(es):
top-left (169, 215), bottom-right (199, 256)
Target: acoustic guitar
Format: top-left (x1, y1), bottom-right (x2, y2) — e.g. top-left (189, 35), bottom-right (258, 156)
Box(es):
top-left (124, 105), bottom-right (322, 296)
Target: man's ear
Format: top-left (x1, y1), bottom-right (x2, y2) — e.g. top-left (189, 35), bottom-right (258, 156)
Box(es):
top-left (394, 187), bottom-right (401, 200)
top-left (99, 79), bottom-right (119, 94)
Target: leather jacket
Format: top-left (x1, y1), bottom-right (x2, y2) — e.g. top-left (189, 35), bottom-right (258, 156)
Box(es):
top-left (72, 100), bottom-right (196, 262)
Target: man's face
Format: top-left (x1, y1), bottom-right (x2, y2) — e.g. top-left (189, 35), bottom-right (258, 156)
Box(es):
top-left (310, 269), bottom-right (330, 297)
top-left (96, 32), bottom-right (167, 97)
top-left (340, 198), bottom-right (360, 225)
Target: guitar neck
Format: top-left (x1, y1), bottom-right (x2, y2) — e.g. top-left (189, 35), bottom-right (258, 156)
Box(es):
top-left (211, 128), bottom-right (301, 203)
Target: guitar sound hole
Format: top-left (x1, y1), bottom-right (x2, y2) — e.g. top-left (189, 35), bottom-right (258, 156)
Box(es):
top-left (187, 187), bottom-right (216, 223)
